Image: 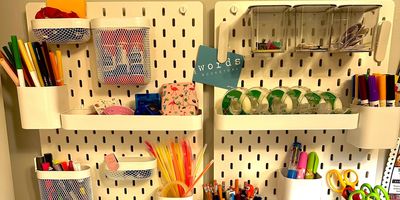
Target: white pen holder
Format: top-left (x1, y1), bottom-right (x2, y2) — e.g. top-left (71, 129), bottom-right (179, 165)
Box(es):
top-left (277, 169), bottom-right (323, 200)
top-left (17, 85), bottom-right (69, 129)
top-left (346, 105), bottom-right (400, 149)
top-left (36, 165), bottom-right (93, 200)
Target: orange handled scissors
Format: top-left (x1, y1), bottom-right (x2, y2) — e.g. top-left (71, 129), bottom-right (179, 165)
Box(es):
top-left (326, 169), bottom-right (359, 196)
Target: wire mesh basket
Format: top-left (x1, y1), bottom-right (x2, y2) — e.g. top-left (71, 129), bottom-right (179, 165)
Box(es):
top-left (104, 157), bottom-right (156, 180)
top-left (31, 19), bottom-right (91, 44)
top-left (36, 165), bottom-right (93, 200)
top-left (91, 17), bottom-right (151, 85)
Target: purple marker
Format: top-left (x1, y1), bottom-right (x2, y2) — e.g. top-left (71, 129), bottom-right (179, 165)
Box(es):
top-left (368, 75), bottom-right (380, 107)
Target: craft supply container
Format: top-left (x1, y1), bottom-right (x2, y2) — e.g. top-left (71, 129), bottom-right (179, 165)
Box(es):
top-left (31, 18), bottom-right (91, 44)
top-left (329, 5), bottom-right (381, 52)
top-left (35, 164), bottom-right (93, 200)
top-left (347, 106), bottom-right (400, 149)
top-left (277, 169), bottom-right (323, 200)
top-left (17, 85), bottom-right (69, 129)
top-left (91, 17), bottom-right (151, 85)
top-left (104, 157), bottom-right (156, 180)
top-left (249, 5), bottom-right (291, 53)
top-left (294, 5), bottom-right (335, 52)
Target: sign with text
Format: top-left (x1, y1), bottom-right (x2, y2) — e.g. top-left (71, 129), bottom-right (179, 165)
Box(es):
top-left (193, 45), bottom-right (244, 89)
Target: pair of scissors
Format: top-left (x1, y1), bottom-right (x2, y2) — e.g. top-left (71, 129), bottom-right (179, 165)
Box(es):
top-left (348, 184), bottom-right (389, 200)
top-left (326, 169), bottom-right (359, 199)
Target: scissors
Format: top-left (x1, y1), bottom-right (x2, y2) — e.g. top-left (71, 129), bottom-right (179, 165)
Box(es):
top-left (326, 169), bottom-right (359, 199)
top-left (348, 184), bottom-right (390, 200)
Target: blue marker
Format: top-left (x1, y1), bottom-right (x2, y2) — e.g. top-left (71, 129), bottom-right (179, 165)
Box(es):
top-left (287, 142), bottom-right (301, 179)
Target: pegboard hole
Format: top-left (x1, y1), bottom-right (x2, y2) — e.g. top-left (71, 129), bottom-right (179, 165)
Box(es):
top-left (152, 18), bottom-right (156, 27)
top-left (232, 29), bottom-right (236, 37)
top-left (172, 18), bottom-right (175, 27)
top-left (192, 18), bottom-right (195, 27)
top-left (122, 7), bottom-right (126, 16)
top-left (162, 7), bottom-right (166, 16)
top-left (102, 8), bottom-right (106, 16)
top-left (142, 7), bottom-right (146, 16)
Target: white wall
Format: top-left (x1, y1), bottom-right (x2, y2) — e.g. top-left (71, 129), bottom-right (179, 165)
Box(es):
top-left (0, 1), bottom-right (398, 200)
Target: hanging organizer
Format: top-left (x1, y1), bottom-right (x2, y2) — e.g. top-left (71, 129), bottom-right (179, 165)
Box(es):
top-left (26, 2), bottom-right (204, 199)
top-left (214, 1), bottom-right (394, 200)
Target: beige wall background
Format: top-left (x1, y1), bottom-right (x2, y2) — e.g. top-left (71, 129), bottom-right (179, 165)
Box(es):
top-left (0, 0), bottom-right (399, 199)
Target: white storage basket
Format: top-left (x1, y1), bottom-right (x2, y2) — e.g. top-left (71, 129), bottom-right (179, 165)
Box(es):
top-left (91, 17), bottom-right (151, 85)
top-left (36, 165), bottom-right (93, 200)
top-left (104, 157), bottom-right (156, 180)
top-left (31, 18), bottom-right (91, 44)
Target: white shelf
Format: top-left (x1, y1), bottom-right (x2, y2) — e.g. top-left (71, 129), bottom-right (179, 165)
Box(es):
top-left (61, 109), bottom-right (203, 131)
top-left (214, 112), bottom-right (359, 131)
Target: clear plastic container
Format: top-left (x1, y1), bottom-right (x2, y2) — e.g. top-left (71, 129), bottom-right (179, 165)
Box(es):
top-left (249, 5), bottom-right (291, 53)
top-left (330, 5), bottom-right (381, 52)
top-left (294, 5), bottom-right (336, 52)
top-left (91, 17), bottom-right (151, 85)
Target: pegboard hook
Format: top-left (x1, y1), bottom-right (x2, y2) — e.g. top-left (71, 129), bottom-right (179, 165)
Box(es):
top-left (230, 6), bottom-right (238, 15)
top-left (179, 6), bottom-right (187, 15)
top-left (217, 21), bottom-right (229, 63)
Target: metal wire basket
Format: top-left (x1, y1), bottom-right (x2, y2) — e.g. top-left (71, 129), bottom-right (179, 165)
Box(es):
top-left (104, 157), bottom-right (156, 180)
top-left (91, 17), bottom-right (151, 85)
top-left (31, 18), bottom-right (91, 44)
top-left (36, 165), bottom-right (93, 200)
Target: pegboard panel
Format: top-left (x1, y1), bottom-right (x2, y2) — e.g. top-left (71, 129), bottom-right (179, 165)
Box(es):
top-left (26, 2), bottom-right (204, 200)
top-left (214, 1), bottom-right (394, 200)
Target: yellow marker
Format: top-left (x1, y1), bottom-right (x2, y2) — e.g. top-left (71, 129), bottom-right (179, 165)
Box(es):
top-left (46, 0), bottom-right (86, 18)
top-left (17, 39), bottom-right (41, 87)
top-left (376, 74), bottom-right (386, 107)
top-left (55, 50), bottom-right (64, 85)
top-left (27, 42), bottom-right (44, 86)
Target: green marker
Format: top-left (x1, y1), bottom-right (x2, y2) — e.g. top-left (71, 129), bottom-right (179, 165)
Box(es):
top-left (305, 152), bottom-right (319, 179)
top-left (11, 35), bottom-right (25, 86)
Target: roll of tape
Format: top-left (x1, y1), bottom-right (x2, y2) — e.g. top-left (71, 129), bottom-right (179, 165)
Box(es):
top-left (246, 87), bottom-right (270, 114)
top-left (267, 87), bottom-right (293, 114)
top-left (222, 88), bottom-right (249, 115)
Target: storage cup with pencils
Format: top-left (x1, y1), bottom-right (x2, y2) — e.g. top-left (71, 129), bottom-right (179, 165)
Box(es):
top-left (0, 35), bottom-right (69, 129)
top-left (91, 17), bottom-right (151, 85)
top-left (145, 141), bottom-right (213, 199)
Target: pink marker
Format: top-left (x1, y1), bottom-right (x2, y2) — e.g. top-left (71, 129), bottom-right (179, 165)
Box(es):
top-left (297, 151), bottom-right (308, 179)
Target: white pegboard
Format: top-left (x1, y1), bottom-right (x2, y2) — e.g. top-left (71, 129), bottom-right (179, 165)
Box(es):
top-left (214, 1), bottom-right (394, 200)
top-left (26, 2), bottom-right (204, 200)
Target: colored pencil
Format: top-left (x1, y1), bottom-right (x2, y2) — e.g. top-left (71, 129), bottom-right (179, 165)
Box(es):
top-left (18, 39), bottom-right (40, 87)
top-left (49, 51), bottom-right (62, 86)
top-left (55, 50), bottom-right (64, 85)
top-left (0, 53), bottom-right (19, 86)
top-left (10, 36), bottom-right (25, 87)
top-left (41, 42), bottom-right (55, 85)
top-left (27, 42), bottom-right (44, 86)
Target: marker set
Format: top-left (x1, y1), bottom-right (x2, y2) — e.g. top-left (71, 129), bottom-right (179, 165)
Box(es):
top-left (203, 180), bottom-right (262, 200)
top-left (352, 72), bottom-right (399, 107)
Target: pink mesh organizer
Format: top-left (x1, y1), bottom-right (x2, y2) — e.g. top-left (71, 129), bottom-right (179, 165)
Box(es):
top-left (91, 17), bottom-right (151, 85)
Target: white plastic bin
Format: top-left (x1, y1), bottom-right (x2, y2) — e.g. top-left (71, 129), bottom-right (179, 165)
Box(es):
top-left (91, 17), bottom-right (151, 85)
top-left (347, 106), bottom-right (400, 149)
top-left (17, 85), bottom-right (69, 129)
top-left (277, 169), bottom-right (323, 200)
top-left (31, 18), bottom-right (91, 44)
top-left (104, 157), bottom-right (156, 180)
top-left (36, 165), bottom-right (93, 200)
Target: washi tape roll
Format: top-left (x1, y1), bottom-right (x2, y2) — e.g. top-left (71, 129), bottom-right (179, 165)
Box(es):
top-left (222, 88), bottom-right (250, 115)
top-left (246, 87), bottom-right (270, 114)
top-left (287, 86), bottom-right (310, 114)
top-left (320, 91), bottom-right (343, 113)
top-left (267, 87), bottom-right (294, 114)
top-left (304, 91), bottom-right (331, 114)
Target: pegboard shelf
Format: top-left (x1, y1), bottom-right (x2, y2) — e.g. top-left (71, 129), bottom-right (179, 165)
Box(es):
top-left (214, 112), bottom-right (359, 131)
top-left (61, 109), bottom-right (203, 131)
